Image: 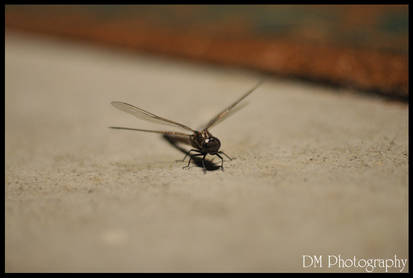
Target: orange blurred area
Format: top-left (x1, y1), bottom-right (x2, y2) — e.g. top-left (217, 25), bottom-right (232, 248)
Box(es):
top-left (5, 5), bottom-right (408, 100)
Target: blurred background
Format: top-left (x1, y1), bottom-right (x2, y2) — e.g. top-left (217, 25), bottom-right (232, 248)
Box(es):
top-left (5, 4), bottom-right (408, 101)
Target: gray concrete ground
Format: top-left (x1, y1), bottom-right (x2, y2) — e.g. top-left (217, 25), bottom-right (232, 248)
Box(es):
top-left (5, 33), bottom-right (408, 272)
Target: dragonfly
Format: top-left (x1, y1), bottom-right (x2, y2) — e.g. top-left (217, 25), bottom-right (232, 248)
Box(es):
top-left (110, 81), bottom-right (262, 171)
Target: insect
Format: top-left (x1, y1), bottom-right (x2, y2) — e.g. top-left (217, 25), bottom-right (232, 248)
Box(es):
top-left (110, 81), bottom-right (262, 171)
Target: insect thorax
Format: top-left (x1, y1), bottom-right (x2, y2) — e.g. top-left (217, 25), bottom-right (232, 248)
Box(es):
top-left (191, 130), bottom-right (221, 154)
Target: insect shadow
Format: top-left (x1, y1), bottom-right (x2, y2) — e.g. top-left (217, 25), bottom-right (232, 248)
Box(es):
top-left (162, 134), bottom-right (221, 171)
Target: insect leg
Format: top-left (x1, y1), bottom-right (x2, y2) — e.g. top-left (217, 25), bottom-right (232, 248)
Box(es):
top-left (216, 153), bottom-right (225, 171)
top-left (218, 151), bottom-right (233, 161)
top-left (177, 149), bottom-right (200, 162)
top-left (201, 154), bottom-right (207, 171)
top-left (182, 153), bottom-right (203, 169)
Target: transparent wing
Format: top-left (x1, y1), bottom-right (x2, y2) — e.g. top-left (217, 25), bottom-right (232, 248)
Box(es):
top-left (198, 102), bottom-right (248, 131)
top-left (110, 126), bottom-right (191, 140)
top-left (110, 126), bottom-right (193, 146)
top-left (202, 81), bottom-right (263, 130)
top-left (111, 101), bottom-right (195, 132)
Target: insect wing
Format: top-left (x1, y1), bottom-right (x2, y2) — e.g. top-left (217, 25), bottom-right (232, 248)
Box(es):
top-left (110, 126), bottom-right (191, 139)
top-left (202, 81), bottom-right (263, 130)
top-left (111, 101), bottom-right (195, 132)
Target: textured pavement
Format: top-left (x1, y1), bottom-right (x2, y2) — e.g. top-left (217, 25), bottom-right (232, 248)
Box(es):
top-left (5, 33), bottom-right (408, 272)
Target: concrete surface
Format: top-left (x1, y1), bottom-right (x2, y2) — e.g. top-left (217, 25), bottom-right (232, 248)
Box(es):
top-left (5, 33), bottom-right (408, 272)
